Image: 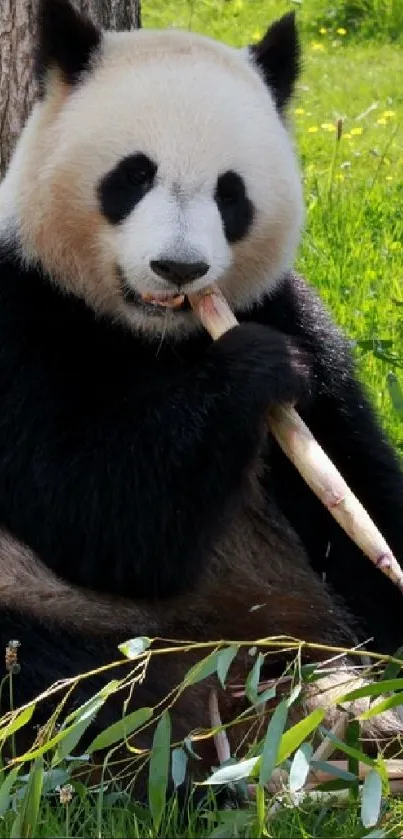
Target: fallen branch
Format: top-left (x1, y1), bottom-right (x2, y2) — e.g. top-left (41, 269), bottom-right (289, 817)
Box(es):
top-left (189, 287), bottom-right (403, 594)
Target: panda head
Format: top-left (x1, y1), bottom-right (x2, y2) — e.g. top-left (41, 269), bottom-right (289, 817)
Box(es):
top-left (1, 0), bottom-right (304, 338)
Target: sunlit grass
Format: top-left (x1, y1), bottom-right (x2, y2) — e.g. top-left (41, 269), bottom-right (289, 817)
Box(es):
top-left (292, 41), bottom-right (403, 446)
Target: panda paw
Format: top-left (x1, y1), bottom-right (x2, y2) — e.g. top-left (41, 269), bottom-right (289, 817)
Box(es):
top-left (211, 322), bottom-right (312, 413)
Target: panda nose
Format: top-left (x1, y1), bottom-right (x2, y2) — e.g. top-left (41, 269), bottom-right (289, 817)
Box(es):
top-left (150, 259), bottom-right (209, 287)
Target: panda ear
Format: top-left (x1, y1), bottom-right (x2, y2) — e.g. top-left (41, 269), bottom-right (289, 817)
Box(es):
top-left (249, 12), bottom-right (301, 112)
top-left (35, 0), bottom-right (102, 92)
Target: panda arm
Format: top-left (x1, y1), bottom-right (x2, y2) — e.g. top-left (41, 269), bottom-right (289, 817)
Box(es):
top-left (252, 272), bottom-right (403, 650)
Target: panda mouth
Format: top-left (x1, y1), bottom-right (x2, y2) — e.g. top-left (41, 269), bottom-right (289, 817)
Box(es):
top-left (140, 291), bottom-right (186, 310)
top-left (119, 273), bottom-right (190, 314)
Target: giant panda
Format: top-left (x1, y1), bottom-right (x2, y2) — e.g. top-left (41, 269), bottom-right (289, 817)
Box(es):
top-left (0, 0), bottom-right (403, 796)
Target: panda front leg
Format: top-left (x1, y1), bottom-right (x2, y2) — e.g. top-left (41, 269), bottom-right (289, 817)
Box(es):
top-left (253, 272), bottom-right (403, 655)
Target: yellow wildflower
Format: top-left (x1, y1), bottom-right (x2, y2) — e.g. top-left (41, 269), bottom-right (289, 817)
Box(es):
top-left (383, 110), bottom-right (396, 118)
top-left (321, 123), bottom-right (336, 132)
top-left (385, 176), bottom-right (393, 181)
top-left (294, 108), bottom-right (305, 115)
top-left (308, 126), bottom-right (319, 133)
top-left (335, 173), bottom-right (345, 181)
top-left (337, 27), bottom-right (347, 35)
top-left (377, 118), bottom-right (387, 125)
top-left (343, 132), bottom-right (352, 139)
top-left (311, 42), bottom-right (325, 51)
top-left (252, 30), bottom-right (261, 42)
top-left (351, 127), bottom-right (363, 136)
top-left (319, 27), bottom-right (327, 34)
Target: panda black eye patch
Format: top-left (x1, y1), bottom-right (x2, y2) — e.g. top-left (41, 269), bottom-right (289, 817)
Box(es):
top-left (214, 171), bottom-right (254, 243)
top-left (98, 153), bottom-right (157, 224)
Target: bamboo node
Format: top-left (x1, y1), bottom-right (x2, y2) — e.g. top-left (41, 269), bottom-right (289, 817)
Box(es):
top-left (376, 553), bottom-right (392, 570)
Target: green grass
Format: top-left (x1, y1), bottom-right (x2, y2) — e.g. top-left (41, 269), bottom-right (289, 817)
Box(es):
top-left (0, 790), bottom-right (403, 838)
top-left (1, 2), bottom-right (402, 837)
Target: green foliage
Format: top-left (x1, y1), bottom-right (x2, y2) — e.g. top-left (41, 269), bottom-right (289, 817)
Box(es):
top-left (0, 639), bottom-right (403, 835)
top-left (302, 0), bottom-right (403, 41)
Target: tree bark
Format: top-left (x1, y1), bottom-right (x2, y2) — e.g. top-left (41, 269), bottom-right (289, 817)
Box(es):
top-left (0, 0), bottom-right (141, 178)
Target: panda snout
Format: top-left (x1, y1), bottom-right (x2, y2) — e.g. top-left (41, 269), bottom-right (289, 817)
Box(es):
top-left (149, 259), bottom-right (209, 287)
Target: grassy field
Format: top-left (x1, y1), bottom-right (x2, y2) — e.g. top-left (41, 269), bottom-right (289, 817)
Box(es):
top-left (0, 1), bottom-right (402, 837)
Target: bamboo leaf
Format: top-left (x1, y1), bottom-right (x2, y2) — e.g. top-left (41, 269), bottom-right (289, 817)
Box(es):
top-left (360, 690), bottom-right (403, 720)
top-left (289, 742), bottom-right (313, 792)
top-left (87, 707), bottom-right (153, 753)
top-left (361, 769), bottom-right (382, 828)
top-left (148, 711), bottom-right (171, 831)
top-left (217, 646), bottom-right (238, 689)
top-left (53, 696), bottom-right (106, 765)
top-left (0, 705), bottom-right (35, 742)
top-left (53, 715), bottom-right (98, 765)
top-left (0, 767), bottom-right (20, 817)
top-left (259, 699), bottom-right (288, 786)
top-left (382, 646), bottom-right (403, 680)
top-left (346, 718), bottom-right (360, 792)
top-left (310, 760), bottom-right (357, 782)
top-left (171, 747), bottom-right (188, 789)
top-left (323, 728), bottom-right (375, 768)
top-left (183, 737), bottom-right (202, 761)
top-left (341, 678), bottom-right (403, 701)
top-left (184, 650), bottom-right (221, 686)
top-left (204, 756), bottom-right (259, 786)
top-left (245, 653), bottom-right (265, 705)
top-left (64, 681), bottom-right (120, 726)
top-left (118, 637), bottom-right (151, 659)
top-left (41, 769), bottom-right (70, 795)
top-left (277, 708), bottom-right (325, 765)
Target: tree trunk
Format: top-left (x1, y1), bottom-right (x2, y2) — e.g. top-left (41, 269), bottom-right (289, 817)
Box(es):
top-left (0, 0), bottom-right (141, 178)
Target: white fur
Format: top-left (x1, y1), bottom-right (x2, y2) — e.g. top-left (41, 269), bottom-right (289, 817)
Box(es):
top-left (0, 26), bottom-right (304, 337)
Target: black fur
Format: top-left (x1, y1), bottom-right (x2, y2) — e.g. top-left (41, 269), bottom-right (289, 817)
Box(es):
top-left (35, 0), bottom-right (101, 93)
top-left (250, 11), bottom-right (301, 112)
top-left (215, 172), bottom-right (255, 244)
top-left (0, 244), bottom-right (308, 599)
top-left (98, 154), bottom-right (158, 225)
top-left (0, 242), bottom-right (403, 655)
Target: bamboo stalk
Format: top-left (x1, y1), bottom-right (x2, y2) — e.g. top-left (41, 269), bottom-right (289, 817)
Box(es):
top-left (189, 287), bottom-right (403, 595)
